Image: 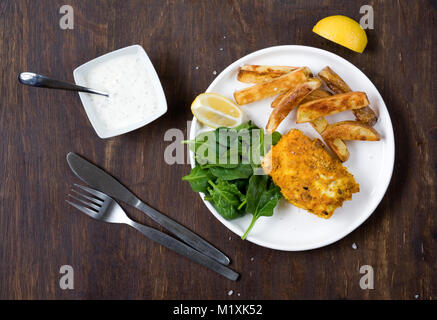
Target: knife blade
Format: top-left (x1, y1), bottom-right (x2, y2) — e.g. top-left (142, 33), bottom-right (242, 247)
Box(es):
top-left (66, 152), bottom-right (231, 266)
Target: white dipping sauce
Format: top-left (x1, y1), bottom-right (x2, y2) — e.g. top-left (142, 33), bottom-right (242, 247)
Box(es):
top-left (84, 53), bottom-right (160, 130)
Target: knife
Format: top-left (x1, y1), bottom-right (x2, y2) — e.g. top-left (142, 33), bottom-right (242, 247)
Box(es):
top-left (66, 152), bottom-right (231, 266)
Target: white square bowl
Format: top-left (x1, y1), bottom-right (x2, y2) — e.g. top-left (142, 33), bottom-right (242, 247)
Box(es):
top-left (73, 45), bottom-right (167, 138)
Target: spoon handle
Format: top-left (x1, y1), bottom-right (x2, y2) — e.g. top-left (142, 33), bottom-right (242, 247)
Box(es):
top-left (18, 72), bottom-right (108, 97)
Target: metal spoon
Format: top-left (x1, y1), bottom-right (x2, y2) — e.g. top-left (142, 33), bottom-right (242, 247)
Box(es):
top-left (18, 72), bottom-right (109, 97)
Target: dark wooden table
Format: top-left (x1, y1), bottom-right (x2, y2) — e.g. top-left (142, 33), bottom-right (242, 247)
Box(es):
top-left (0, 0), bottom-right (436, 300)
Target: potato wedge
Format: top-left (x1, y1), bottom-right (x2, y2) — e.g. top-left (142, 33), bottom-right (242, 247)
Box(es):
top-left (234, 67), bottom-right (310, 105)
top-left (318, 66), bottom-right (352, 94)
top-left (266, 78), bottom-right (321, 133)
top-left (310, 116), bottom-right (329, 133)
top-left (351, 106), bottom-right (378, 127)
top-left (271, 88), bottom-right (330, 108)
top-left (303, 91), bottom-right (332, 132)
top-left (326, 137), bottom-right (350, 162)
top-left (322, 121), bottom-right (381, 141)
top-left (271, 92), bottom-right (287, 108)
top-left (318, 66), bottom-right (377, 126)
top-left (270, 88), bottom-right (349, 161)
top-left (304, 90), bottom-right (350, 162)
top-left (312, 116), bottom-right (350, 162)
top-left (238, 65), bottom-right (298, 83)
top-left (301, 88), bottom-right (332, 104)
top-left (240, 65), bottom-right (298, 73)
top-left (296, 91), bottom-right (370, 123)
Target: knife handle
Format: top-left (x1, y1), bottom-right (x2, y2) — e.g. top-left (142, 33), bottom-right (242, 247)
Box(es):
top-left (136, 201), bottom-right (231, 266)
top-left (128, 221), bottom-right (239, 281)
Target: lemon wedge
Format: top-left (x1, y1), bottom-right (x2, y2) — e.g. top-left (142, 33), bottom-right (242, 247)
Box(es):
top-left (191, 93), bottom-right (243, 128)
top-left (313, 15), bottom-right (367, 53)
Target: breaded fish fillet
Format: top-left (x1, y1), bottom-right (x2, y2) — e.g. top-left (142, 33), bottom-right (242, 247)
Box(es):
top-left (262, 129), bottom-right (359, 218)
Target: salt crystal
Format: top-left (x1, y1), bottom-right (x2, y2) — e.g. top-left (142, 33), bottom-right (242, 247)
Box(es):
top-left (195, 66), bottom-right (199, 70)
top-left (237, 293), bottom-right (241, 296)
top-left (228, 290), bottom-right (233, 296)
top-left (352, 243), bottom-right (358, 250)
top-left (213, 70), bottom-right (217, 75)
top-left (250, 257), bottom-right (254, 261)
top-left (219, 48), bottom-right (224, 51)
top-left (414, 294), bottom-right (419, 299)
top-left (228, 236), bottom-right (232, 241)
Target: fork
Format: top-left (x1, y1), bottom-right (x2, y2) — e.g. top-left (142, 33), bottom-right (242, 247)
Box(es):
top-left (66, 184), bottom-right (239, 281)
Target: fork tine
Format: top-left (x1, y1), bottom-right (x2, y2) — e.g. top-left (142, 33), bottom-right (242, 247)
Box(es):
top-left (74, 184), bottom-right (107, 200)
top-left (71, 188), bottom-right (104, 205)
top-left (68, 193), bottom-right (101, 210)
top-left (66, 200), bottom-right (98, 219)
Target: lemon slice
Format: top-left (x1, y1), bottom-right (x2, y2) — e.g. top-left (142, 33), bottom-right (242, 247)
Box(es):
top-left (191, 93), bottom-right (243, 128)
top-left (313, 15), bottom-right (367, 53)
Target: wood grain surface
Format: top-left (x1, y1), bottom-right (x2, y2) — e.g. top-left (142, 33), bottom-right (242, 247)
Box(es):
top-left (0, 0), bottom-right (436, 300)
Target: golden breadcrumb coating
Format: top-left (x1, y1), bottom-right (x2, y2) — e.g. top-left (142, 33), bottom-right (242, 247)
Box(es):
top-left (262, 129), bottom-right (359, 218)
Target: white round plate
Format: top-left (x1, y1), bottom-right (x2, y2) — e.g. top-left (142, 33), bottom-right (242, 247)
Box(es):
top-left (189, 45), bottom-right (394, 251)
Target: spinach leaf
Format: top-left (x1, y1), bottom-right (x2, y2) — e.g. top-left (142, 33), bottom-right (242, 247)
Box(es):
top-left (182, 131), bottom-right (213, 152)
top-left (261, 131), bottom-right (282, 155)
top-left (182, 166), bottom-right (215, 193)
top-left (215, 127), bottom-right (239, 147)
top-left (192, 130), bottom-right (240, 168)
top-left (209, 163), bottom-right (253, 181)
top-left (271, 131), bottom-right (282, 146)
top-left (232, 178), bottom-right (250, 194)
top-left (182, 122), bottom-right (283, 238)
top-left (242, 175), bottom-right (282, 239)
top-left (206, 179), bottom-right (246, 220)
top-left (252, 127), bottom-right (264, 161)
top-left (191, 132), bottom-right (218, 165)
top-left (233, 121), bottom-right (258, 131)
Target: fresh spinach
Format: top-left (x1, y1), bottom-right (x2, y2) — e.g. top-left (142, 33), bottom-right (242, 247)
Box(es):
top-left (209, 164), bottom-right (253, 180)
top-left (205, 179), bottom-right (246, 220)
top-left (270, 131), bottom-right (282, 146)
top-left (182, 122), bottom-right (284, 239)
top-left (242, 175), bottom-right (282, 239)
top-left (188, 130), bottom-right (240, 168)
top-left (233, 121), bottom-right (258, 131)
top-left (181, 166), bottom-right (215, 193)
top-left (232, 178), bottom-right (250, 194)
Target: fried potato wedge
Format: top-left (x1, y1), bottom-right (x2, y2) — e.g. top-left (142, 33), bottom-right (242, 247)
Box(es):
top-left (303, 90), bottom-right (349, 162)
top-left (318, 66), bottom-right (351, 94)
top-left (238, 65), bottom-right (298, 83)
top-left (234, 67), bottom-right (310, 105)
top-left (301, 91), bottom-right (332, 132)
top-left (326, 138), bottom-right (350, 162)
top-left (322, 121), bottom-right (381, 141)
top-left (318, 66), bottom-right (377, 126)
top-left (296, 91), bottom-right (370, 123)
top-left (301, 88), bottom-right (332, 104)
top-left (312, 117), bottom-right (350, 162)
top-left (311, 118), bottom-right (350, 162)
top-left (240, 65), bottom-right (298, 73)
top-left (271, 92), bottom-right (287, 108)
top-left (266, 78), bottom-right (321, 133)
top-left (351, 106), bottom-right (378, 127)
top-left (271, 88), bottom-right (330, 108)
top-left (310, 116), bottom-right (329, 133)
